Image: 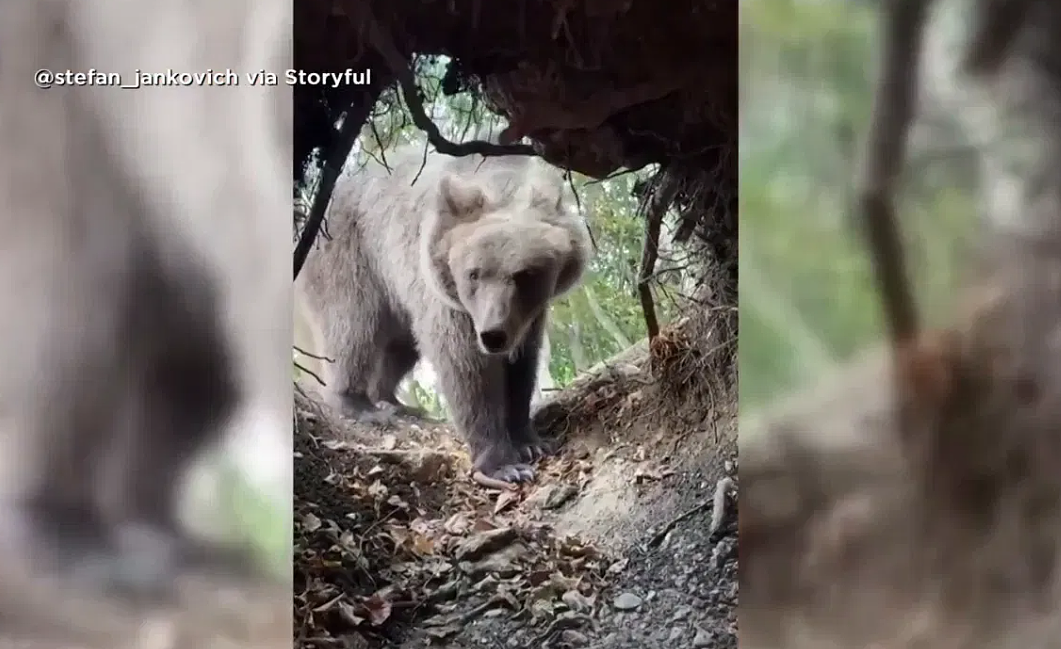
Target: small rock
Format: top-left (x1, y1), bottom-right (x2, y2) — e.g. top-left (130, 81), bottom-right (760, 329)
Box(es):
top-left (670, 605), bottom-right (692, 622)
top-left (606, 558), bottom-right (629, 575)
top-left (561, 589), bottom-right (593, 612)
top-left (613, 592), bottom-right (642, 611)
top-left (560, 629), bottom-right (590, 645)
top-left (668, 627), bottom-right (685, 642)
top-left (693, 627), bottom-right (715, 647)
top-left (464, 543), bottom-right (527, 578)
top-left (454, 527), bottom-right (518, 561)
top-left (543, 483), bottom-right (579, 509)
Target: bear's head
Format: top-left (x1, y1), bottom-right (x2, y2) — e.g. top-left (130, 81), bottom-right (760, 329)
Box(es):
top-left (421, 170), bottom-right (592, 356)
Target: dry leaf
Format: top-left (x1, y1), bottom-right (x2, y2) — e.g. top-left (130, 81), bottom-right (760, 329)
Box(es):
top-left (493, 488), bottom-right (521, 515)
top-left (471, 518), bottom-right (498, 533)
top-left (412, 533), bottom-right (436, 556)
top-left (363, 593), bottom-right (392, 626)
top-left (337, 601), bottom-right (365, 627)
top-left (302, 513), bottom-right (322, 532)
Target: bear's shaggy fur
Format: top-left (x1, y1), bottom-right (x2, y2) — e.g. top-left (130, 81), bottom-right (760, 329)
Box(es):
top-left (297, 146), bottom-right (592, 483)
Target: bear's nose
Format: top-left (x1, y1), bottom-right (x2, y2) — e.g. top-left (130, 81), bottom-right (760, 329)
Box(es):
top-left (479, 329), bottom-right (508, 353)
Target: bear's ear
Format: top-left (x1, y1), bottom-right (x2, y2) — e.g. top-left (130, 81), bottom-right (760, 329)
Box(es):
top-left (550, 223), bottom-right (593, 298)
top-left (423, 226), bottom-right (466, 309)
top-left (439, 174), bottom-right (488, 221)
top-left (519, 179), bottom-right (564, 213)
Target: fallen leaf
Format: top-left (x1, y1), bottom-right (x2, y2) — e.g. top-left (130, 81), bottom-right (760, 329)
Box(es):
top-left (337, 601), bottom-right (365, 627)
top-left (454, 527), bottom-right (517, 561)
top-left (302, 513), bottom-right (322, 532)
top-left (493, 488), bottom-right (521, 515)
top-left (363, 593), bottom-right (393, 626)
top-left (412, 532), bottom-right (436, 556)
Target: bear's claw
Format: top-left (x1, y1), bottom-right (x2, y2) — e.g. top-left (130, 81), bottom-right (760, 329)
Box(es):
top-left (478, 463), bottom-right (536, 485)
top-left (472, 440), bottom-right (540, 486)
top-left (510, 427), bottom-right (551, 463)
top-left (516, 443), bottom-right (548, 463)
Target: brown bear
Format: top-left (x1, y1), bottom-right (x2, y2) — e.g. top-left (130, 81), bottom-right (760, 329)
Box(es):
top-left (297, 146), bottom-right (593, 483)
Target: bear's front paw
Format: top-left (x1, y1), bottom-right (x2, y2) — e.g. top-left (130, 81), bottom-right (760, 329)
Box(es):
top-left (472, 441), bottom-right (537, 484)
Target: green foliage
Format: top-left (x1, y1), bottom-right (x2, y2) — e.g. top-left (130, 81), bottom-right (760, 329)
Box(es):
top-left (741, 0), bottom-right (979, 413)
top-left (184, 455), bottom-right (290, 578)
top-left (215, 459), bottom-right (291, 577)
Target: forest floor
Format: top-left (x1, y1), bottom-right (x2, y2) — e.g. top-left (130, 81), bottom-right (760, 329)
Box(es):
top-left (0, 565), bottom-right (291, 648)
top-left (292, 317), bottom-right (737, 649)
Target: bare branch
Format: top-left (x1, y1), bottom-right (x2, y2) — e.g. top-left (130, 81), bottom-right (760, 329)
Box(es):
top-left (637, 171), bottom-right (680, 340)
top-left (294, 360), bottom-right (326, 387)
top-left (293, 112), bottom-right (361, 280)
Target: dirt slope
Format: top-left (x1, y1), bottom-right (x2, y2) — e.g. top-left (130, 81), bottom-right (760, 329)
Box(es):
top-left (293, 316), bottom-right (736, 648)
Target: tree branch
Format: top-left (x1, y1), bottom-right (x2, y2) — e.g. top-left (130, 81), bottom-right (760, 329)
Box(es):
top-left (358, 5), bottom-right (537, 159)
top-left (293, 112), bottom-right (361, 280)
top-left (637, 172), bottom-right (680, 340)
top-left (856, 0), bottom-right (929, 350)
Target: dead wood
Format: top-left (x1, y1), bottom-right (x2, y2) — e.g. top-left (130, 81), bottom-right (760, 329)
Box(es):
top-left (295, 0), bottom-right (735, 181)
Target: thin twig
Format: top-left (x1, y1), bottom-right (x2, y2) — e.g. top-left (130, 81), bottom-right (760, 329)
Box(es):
top-left (646, 477), bottom-right (734, 548)
top-left (293, 345), bottom-right (332, 362)
top-left (293, 360), bottom-right (326, 387)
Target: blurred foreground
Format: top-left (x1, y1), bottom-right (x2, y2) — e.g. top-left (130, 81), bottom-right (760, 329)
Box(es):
top-left (741, 1), bottom-right (1061, 647)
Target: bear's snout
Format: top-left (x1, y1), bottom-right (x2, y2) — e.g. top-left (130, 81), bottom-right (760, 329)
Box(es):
top-left (478, 329), bottom-right (509, 354)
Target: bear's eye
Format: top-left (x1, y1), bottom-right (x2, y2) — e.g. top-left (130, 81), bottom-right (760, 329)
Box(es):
top-left (468, 269), bottom-right (480, 281)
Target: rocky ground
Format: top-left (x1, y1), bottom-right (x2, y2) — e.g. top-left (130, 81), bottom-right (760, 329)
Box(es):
top-left (293, 319), bottom-right (737, 649)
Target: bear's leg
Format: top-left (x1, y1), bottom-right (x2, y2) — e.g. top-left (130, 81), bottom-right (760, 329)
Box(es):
top-left (506, 314), bottom-right (549, 462)
top-left (108, 300), bottom-right (259, 592)
top-left (417, 308), bottom-right (536, 483)
top-left (322, 281), bottom-right (400, 426)
top-left (14, 409), bottom-right (115, 586)
top-left (370, 335), bottom-right (427, 419)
